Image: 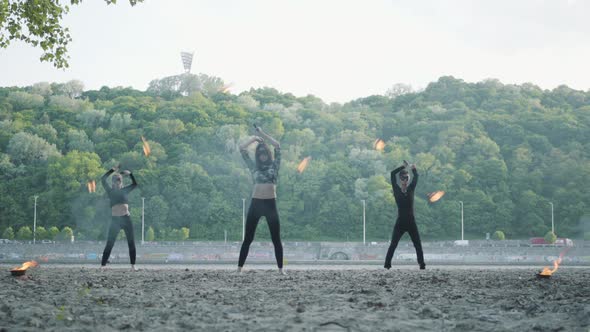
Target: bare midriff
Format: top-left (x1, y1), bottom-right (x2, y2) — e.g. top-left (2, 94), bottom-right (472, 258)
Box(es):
top-left (252, 183), bottom-right (276, 199)
top-left (111, 204), bottom-right (130, 216)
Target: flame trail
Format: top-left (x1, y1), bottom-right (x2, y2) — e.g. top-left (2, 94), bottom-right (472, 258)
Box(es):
top-left (11, 260), bottom-right (38, 272)
top-left (219, 83), bottom-right (234, 93)
top-left (538, 248), bottom-right (570, 276)
top-left (141, 136), bottom-right (151, 157)
top-left (427, 191), bottom-right (445, 203)
top-left (297, 157), bottom-right (312, 173)
top-left (373, 139), bottom-right (385, 151)
top-left (87, 180), bottom-right (96, 193)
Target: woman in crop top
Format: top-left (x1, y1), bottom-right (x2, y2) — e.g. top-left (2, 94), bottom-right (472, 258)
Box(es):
top-left (100, 165), bottom-right (138, 270)
top-left (237, 126), bottom-right (285, 274)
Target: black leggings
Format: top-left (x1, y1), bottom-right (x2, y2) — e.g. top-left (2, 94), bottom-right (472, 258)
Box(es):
top-left (101, 215), bottom-right (136, 266)
top-left (238, 198), bottom-right (283, 268)
top-left (384, 219), bottom-right (425, 268)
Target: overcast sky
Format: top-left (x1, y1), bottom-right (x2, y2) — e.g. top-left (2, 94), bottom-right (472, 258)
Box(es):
top-left (1, 0), bottom-right (589, 103)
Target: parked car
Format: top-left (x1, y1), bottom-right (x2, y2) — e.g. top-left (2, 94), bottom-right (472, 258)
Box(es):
top-left (530, 237), bottom-right (574, 246)
top-left (555, 238), bottom-right (574, 246)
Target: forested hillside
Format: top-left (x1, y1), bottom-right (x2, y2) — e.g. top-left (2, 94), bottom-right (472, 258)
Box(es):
top-left (1, 75), bottom-right (588, 242)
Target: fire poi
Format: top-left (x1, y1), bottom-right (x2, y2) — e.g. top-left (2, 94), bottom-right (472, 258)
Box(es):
top-left (427, 191), bottom-right (445, 203)
top-left (297, 156), bottom-right (312, 173)
top-left (87, 180), bottom-right (96, 193)
top-left (373, 138), bottom-right (385, 151)
top-left (141, 136), bottom-right (151, 157)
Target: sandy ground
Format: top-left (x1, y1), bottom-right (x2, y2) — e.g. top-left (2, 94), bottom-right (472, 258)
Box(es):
top-left (1, 265), bottom-right (589, 331)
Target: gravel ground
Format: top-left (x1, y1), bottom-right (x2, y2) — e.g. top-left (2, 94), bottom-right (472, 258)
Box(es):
top-left (1, 265), bottom-right (589, 331)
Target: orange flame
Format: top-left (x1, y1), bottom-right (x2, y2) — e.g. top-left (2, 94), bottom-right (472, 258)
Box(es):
top-left (539, 248), bottom-right (569, 276)
top-left (373, 139), bottom-right (385, 151)
top-left (297, 157), bottom-right (312, 173)
top-left (539, 258), bottom-right (561, 276)
top-left (427, 191), bottom-right (445, 203)
top-left (141, 136), bottom-right (151, 157)
top-left (87, 180), bottom-right (96, 193)
top-left (11, 260), bottom-right (38, 272)
top-left (219, 83), bottom-right (234, 93)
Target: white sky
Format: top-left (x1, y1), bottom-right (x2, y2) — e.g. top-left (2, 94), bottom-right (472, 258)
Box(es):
top-left (1, 0), bottom-right (589, 103)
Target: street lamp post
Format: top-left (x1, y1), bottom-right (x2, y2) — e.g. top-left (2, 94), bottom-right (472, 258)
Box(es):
top-left (33, 195), bottom-right (38, 244)
top-left (141, 197), bottom-right (145, 245)
top-left (242, 198), bottom-right (246, 241)
top-left (361, 199), bottom-right (366, 245)
top-left (459, 201), bottom-right (464, 241)
top-left (549, 202), bottom-right (554, 234)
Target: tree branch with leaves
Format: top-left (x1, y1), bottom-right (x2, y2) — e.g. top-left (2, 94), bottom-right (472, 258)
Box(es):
top-left (0, 0), bottom-right (142, 68)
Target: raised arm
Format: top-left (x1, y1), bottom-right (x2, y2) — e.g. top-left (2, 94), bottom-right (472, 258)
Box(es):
top-left (390, 165), bottom-right (405, 192)
top-left (255, 127), bottom-right (281, 171)
top-left (121, 170), bottom-right (137, 192)
top-left (409, 164), bottom-right (418, 190)
top-left (239, 136), bottom-right (261, 151)
top-left (273, 146), bottom-right (281, 171)
top-left (100, 168), bottom-right (116, 193)
top-left (239, 136), bottom-right (261, 171)
top-left (255, 127), bottom-right (280, 149)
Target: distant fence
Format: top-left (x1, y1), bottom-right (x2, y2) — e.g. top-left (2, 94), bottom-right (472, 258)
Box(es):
top-left (1, 240), bottom-right (589, 265)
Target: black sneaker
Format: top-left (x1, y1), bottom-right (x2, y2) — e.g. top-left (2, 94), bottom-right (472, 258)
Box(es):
top-left (419, 264), bottom-right (426, 270)
top-left (384, 264), bottom-right (392, 270)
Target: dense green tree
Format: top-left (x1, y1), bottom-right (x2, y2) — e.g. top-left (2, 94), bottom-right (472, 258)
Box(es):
top-left (493, 230), bottom-right (505, 240)
top-left (0, 76), bottom-right (588, 240)
top-left (16, 226), bottom-right (33, 240)
top-left (145, 196), bottom-right (169, 231)
top-left (57, 226), bottom-right (74, 242)
top-left (7, 132), bottom-right (61, 165)
top-left (2, 226), bottom-right (15, 240)
top-left (48, 226), bottom-right (59, 240)
top-left (180, 227), bottom-right (190, 241)
top-left (0, 0), bottom-right (143, 68)
top-left (35, 226), bottom-right (48, 240)
top-left (66, 129), bottom-right (94, 152)
top-left (544, 231), bottom-right (557, 244)
top-left (29, 124), bottom-right (59, 144)
top-left (109, 113), bottom-right (132, 132)
top-left (6, 92), bottom-right (44, 111)
top-left (146, 226), bottom-right (155, 241)
top-left (77, 109), bottom-right (107, 129)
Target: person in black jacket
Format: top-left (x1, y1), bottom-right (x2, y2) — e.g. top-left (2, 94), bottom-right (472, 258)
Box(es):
top-left (384, 161), bottom-right (425, 270)
top-left (100, 165), bottom-right (138, 270)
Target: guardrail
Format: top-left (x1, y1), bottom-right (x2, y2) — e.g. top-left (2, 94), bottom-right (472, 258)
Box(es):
top-left (1, 241), bottom-right (589, 265)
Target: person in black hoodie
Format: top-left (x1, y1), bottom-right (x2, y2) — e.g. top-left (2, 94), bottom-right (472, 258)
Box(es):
top-left (384, 161), bottom-right (425, 270)
top-left (100, 165), bottom-right (138, 270)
